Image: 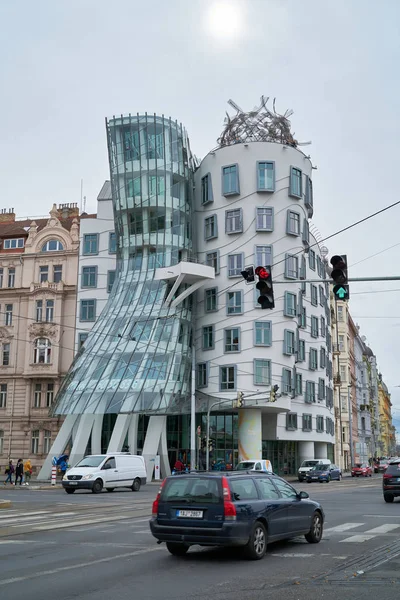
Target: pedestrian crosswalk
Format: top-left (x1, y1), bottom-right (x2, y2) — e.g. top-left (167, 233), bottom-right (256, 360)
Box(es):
top-left (324, 521), bottom-right (400, 542)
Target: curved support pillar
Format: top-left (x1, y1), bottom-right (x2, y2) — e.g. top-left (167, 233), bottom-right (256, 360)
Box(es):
top-left (37, 414), bottom-right (79, 480)
top-left (142, 415), bottom-right (168, 480)
top-left (127, 414), bottom-right (139, 454)
top-left (69, 414), bottom-right (96, 468)
top-left (238, 409), bottom-right (262, 462)
top-left (314, 442), bottom-right (328, 460)
top-left (107, 414), bottom-right (131, 453)
top-left (299, 441), bottom-right (315, 462)
top-left (159, 419), bottom-right (171, 478)
top-left (91, 415), bottom-right (103, 455)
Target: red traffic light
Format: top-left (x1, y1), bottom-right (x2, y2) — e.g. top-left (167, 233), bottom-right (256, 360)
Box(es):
top-left (255, 266), bottom-right (270, 280)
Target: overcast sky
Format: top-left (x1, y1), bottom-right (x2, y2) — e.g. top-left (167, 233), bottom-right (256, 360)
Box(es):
top-left (1, 0), bottom-right (400, 435)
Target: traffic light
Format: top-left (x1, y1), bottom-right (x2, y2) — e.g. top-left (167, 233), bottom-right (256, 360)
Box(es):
top-left (255, 266), bottom-right (275, 309)
top-left (241, 266), bottom-right (255, 284)
top-left (330, 254), bottom-right (350, 301)
top-left (237, 391), bottom-right (244, 408)
top-left (270, 385), bottom-right (279, 402)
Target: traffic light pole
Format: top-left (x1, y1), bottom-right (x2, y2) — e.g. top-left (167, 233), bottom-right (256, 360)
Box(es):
top-left (272, 276), bottom-right (400, 283)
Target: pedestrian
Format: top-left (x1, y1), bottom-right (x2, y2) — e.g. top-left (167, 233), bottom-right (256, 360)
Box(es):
top-left (174, 458), bottom-right (185, 473)
top-left (4, 460), bottom-right (14, 485)
top-left (24, 458), bottom-right (32, 486)
top-left (15, 459), bottom-right (24, 486)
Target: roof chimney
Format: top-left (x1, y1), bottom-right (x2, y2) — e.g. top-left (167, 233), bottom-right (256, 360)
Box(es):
top-left (0, 208), bottom-right (15, 223)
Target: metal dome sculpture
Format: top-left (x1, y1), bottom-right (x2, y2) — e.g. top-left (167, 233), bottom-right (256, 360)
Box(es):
top-left (217, 96), bottom-right (310, 148)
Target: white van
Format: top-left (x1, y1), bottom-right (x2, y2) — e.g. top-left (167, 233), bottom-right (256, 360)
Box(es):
top-left (236, 459), bottom-right (273, 473)
top-left (62, 453), bottom-right (147, 494)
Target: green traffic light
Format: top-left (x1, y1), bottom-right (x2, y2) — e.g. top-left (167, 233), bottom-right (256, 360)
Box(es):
top-left (333, 284), bottom-right (349, 300)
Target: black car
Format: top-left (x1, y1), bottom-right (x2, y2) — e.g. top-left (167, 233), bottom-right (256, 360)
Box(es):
top-left (383, 460), bottom-right (400, 503)
top-left (150, 472), bottom-right (324, 560)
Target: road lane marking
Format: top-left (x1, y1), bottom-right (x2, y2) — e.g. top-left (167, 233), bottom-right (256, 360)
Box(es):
top-left (340, 534), bottom-right (376, 543)
top-left (364, 524), bottom-right (400, 534)
top-left (363, 514), bottom-right (400, 518)
top-left (0, 546), bottom-right (163, 586)
top-left (324, 523), bottom-right (364, 533)
top-left (32, 514), bottom-right (130, 531)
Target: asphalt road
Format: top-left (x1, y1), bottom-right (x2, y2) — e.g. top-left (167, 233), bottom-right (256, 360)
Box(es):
top-left (1, 475), bottom-right (399, 600)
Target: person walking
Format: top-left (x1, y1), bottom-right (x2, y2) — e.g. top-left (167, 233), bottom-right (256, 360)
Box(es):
top-left (15, 459), bottom-right (24, 486)
top-left (24, 458), bottom-right (32, 486)
top-left (4, 460), bottom-right (14, 485)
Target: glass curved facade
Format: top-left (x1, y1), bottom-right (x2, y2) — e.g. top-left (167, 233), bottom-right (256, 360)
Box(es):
top-left (52, 114), bottom-right (195, 416)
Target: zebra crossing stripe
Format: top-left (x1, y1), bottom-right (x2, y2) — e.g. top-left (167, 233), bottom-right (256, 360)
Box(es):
top-left (324, 523), bottom-right (364, 533)
top-left (364, 524), bottom-right (400, 534)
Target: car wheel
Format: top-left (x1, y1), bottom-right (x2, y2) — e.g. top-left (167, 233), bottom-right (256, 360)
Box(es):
top-left (384, 494), bottom-right (394, 503)
top-left (339, 473), bottom-right (342, 481)
top-left (132, 478), bottom-right (141, 492)
top-left (92, 479), bottom-right (103, 494)
top-left (305, 512), bottom-right (323, 544)
top-left (65, 488), bottom-right (75, 494)
top-left (106, 488), bottom-right (115, 493)
top-left (243, 521), bottom-right (267, 560)
top-left (369, 473), bottom-right (372, 477)
top-left (166, 543), bottom-right (189, 556)
top-left (326, 476), bottom-right (331, 483)
top-left (307, 480), bottom-right (311, 483)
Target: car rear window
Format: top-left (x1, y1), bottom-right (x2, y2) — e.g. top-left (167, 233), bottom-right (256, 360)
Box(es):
top-left (386, 464), bottom-right (400, 475)
top-left (161, 477), bottom-right (222, 504)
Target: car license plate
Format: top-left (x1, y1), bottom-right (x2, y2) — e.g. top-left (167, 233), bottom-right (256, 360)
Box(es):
top-left (69, 482), bottom-right (78, 485)
top-left (312, 477), bottom-right (318, 480)
top-left (176, 510), bottom-right (203, 518)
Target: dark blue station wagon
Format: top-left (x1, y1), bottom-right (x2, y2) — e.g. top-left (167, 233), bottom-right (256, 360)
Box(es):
top-left (150, 472), bottom-right (324, 559)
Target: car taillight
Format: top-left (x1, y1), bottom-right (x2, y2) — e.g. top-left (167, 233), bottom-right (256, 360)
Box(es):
top-left (152, 479), bottom-right (166, 517)
top-left (222, 476), bottom-right (236, 521)
top-left (383, 473), bottom-right (391, 480)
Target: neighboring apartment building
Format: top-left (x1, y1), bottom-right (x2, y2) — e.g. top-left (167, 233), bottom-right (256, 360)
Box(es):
top-left (75, 181), bottom-right (116, 351)
top-left (354, 326), bottom-right (372, 463)
top-left (348, 315), bottom-right (359, 462)
top-left (378, 375), bottom-right (395, 456)
top-left (0, 204), bottom-right (90, 472)
top-left (364, 345), bottom-right (380, 458)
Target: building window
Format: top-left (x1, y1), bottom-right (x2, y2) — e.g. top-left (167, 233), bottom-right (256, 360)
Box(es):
top-left (286, 412), bottom-right (297, 430)
top-left (319, 286), bottom-right (324, 306)
top-left (78, 332), bottom-right (88, 348)
top-left (201, 174), bottom-right (213, 205)
top-left (107, 270), bottom-right (116, 293)
top-left (80, 299), bottom-right (96, 322)
top-left (338, 335), bottom-right (345, 351)
top-left (39, 266), bottom-right (49, 283)
top-left (226, 291), bottom-right (242, 315)
top-left (318, 378), bottom-right (325, 400)
top-left (282, 368), bottom-right (292, 395)
top-left (148, 175), bottom-right (165, 197)
top-left (302, 219), bottom-right (310, 246)
top-left (148, 248), bottom-right (165, 270)
top-left (305, 381), bottom-right (316, 404)
top-left (310, 348), bottom-right (318, 370)
top-left (0, 429), bottom-right (3, 454)
top-left (296, 373), bottom-right (303, 396)
top-left (320, 316), bottom-right (326, 337)
top-left (205, 251), bottom-right (219, 274)
top-left (340, 365), bottom-right (346, 383)
top-left (83, 234), bottom-right (99, 255)
top-left (298, 339), bottom-right (305, 362)
top-left (285, 254), bottom-right (298, 279)
top-left (33, 383), bottom-right (42, 408)
top-left (4, 238), bottom-right (24, 249)
top-left (147, 131), bottom-right (164, 159)
top-left (144, 355), bottom-right (168, 380)
top-left (43, 430), bottom-right (52, 454)
top-left (0, 384), bottom-right (7, 408)
top-left (225, 209), bottom-right (242, 234)
top-left (220, 366), bottom-right (236, 391)
top-left (36, 300), bottom-right (43, 322)
top-left (256, 207), bottom-right (274, 231)
top-left (311, 285), bottom-right (318, 306)
top-left (286, 210), bottom-right (300, 236)
top-left (311, 316), bottom-right (319, 338)
top-left (302, 414), bottom-right (312, 432)
top-left (205, 288), bottom-right (218, 312)
top-left (129, 210), bottom-right (144, 235)
top-left (224, 328), bottom-right (240, 352)
top-left (289, 166), bottom-right (302, 198)
top-left (309, 249), bottom-right (316, 270)
top-left (257, 161), bottom-right (275, 192)
top-left (222, 164), bottom-right (239, 196)
top-left (254, 321), bottom-right (272, 346)
top-left (53, 265), bottom-right (62, 283)
top-left (0, 268), bottom-right (2, 287)
top-left (316, 415), bottom-right (324, 432)
top-left (34, 338), bottom-right (51, 364)
top-left (255, 245), bottom-right (272, 268)
top-left (305, 176), bottom-right (313, 214)
top-left (82, 266), bottom-right (97, 288)
top-left (254, 359), bottom-right (271, 385)
top-left (197, 363), bottom-right (208, 388)
top-left (31, 430), bottom-right (39, 454)
top-left (2, 343), bottom-right (10, 366)
top-left (45, 299), bottom-right (54, 322)
top-left (337, 305), bottom-right (344, 321)
top-left (149, 207), bottom-right (166, 232)
top-left (7, 268), bottom-right (15, 288)
top-left (320, 347), bottom-right (326, 368)
top-left (299, 306), bottom-right (306, 329)
top-left (202, 325), bottom-right (214, 350)
top-left (204, 215), bottom-right (218, 240)
top-left (46, 383), bottom-right (54, 407)
top-left (283, 330), bottom-right (295, 355)
top-left (284, 292), bottom-right (297, 317)
top-left (109, 232), bottom-right (117, 254)
top-left (340, 394), bottom-right (348, 412)
top-left (227, 253), bottom-right (244, 277)
top-left (5, 304), bottom-right (12, 326)
top-left (127, 177), bottom-right (141, 197)
top-left (42, 239), bottom-right (64, 252)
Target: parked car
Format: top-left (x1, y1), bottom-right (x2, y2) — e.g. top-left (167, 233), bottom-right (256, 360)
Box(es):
top-left (236, 459), bottom-right (273, 473)
top-left (351, 463), bottom-right (372, 478)
top-left (306, 464), bottom-right (342, 483)
top-left (377, 459), bottom-right (390, 473)
top-left (298, 459), bottom-right (330, 482)
top-left (383, 460), bottom-right (400, 503)
top-left (150, 472), bottom-right (324, 560)
top-left (62, 453), bottom-right (146, 494)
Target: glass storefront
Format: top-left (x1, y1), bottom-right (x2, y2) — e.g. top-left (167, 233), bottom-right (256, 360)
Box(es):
top-left (262, 440), bottom-right (299, 477)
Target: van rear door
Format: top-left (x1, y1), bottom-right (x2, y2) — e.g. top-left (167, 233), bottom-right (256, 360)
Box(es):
top-left (157, 476), bottom-right (224, 529)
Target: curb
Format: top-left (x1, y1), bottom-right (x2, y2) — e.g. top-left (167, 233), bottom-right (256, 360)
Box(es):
top-left (0, 499), bottom-right (11, 509)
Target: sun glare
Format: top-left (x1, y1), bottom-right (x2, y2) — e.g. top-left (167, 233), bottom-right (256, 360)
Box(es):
top-left (206, 1), bottom-right (243, 41)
